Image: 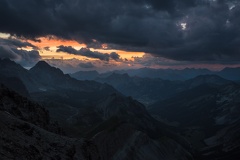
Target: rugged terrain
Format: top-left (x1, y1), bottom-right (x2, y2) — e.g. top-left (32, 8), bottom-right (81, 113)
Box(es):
top-left (0, 85), bottom-right (99, 160)
top-left (1, 59), bottom-right (240, 159)
top-left (149, 83), bottom-right (240, 159)
top-left (0, 59), bottom-right (194, 160)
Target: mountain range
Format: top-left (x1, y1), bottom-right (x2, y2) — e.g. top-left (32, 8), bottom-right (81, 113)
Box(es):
top-left (95, 73), bottom-right (233, 106)
top-left (0, 59), bottom-right (193, 159)
top-left (0, 58), bottom-right (240, 159)
top-left (71, 67), bottom-right (240, 81)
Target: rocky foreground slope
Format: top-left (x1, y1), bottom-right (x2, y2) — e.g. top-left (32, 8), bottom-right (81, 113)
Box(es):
top-left (0, 85), bottom-right (99, 160)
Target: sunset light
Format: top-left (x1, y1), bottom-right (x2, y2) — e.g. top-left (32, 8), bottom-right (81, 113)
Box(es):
top-left (26, 36), bottom-right (145, 60)
top-left (1, 1), bottom-right (240, 159)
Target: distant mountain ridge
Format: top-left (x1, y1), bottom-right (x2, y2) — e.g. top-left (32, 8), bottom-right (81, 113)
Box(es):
top-left (71, 67), bottom-right (240, 81)
top-left (71, 70), bottom-right (100, 80)
top-left (95, 73), bottom-right (233, 106)
top-left (0, 59), bottom-right (116, 94)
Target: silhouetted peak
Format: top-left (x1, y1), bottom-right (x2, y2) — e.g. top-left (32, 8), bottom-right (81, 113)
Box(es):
top-left (33, 61), bottom-right (51, 69)
top-left (30, 61), bottom-right (63, 74)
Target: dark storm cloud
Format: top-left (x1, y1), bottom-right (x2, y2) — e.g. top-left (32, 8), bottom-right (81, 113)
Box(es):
top-left (1, 0), bottom-right (240, 63)
top-left (13, 49), bottom-right (41, 63)
top-left (0, 38), bottom-right (40, 66)
top-left (0, 46), bottom-right (41, 66)
top-left (56, 45), bottom-right (120, 61)
top-left (147, 2), bottom-right (240, 62)
top-left (0, 38), bottom-right (37, 49)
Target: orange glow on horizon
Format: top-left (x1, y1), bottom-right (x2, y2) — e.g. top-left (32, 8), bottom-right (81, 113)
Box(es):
top-left (28, 37), bottom-right (86, 49)
top-left (26, 36), bottom-right (145, 60)
top-left (28, 36), bottom-right (87, 59)
top-left (93, 49), bottom-right (145, 60)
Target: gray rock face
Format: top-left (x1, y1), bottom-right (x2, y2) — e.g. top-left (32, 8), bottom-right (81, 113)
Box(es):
top-left (0, 85), bottom-right (99, 160)
top-left (0, 85), bottom-right (50, 129)
top-left (0, 111), bottom-right (85, 160)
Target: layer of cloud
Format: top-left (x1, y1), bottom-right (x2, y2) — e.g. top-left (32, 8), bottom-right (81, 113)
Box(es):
top-left (0, 38), bottom-right (37, 49)
top-left (56, 45), bottom-right (120, 61)
top-left (1, 0), bottom-right (240, 63)
top-left (0, 38), bottom-right (41, 66)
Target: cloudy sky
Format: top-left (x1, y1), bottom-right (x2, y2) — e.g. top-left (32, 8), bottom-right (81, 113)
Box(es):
top-left (1, 0), bottom-right (240, 72)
